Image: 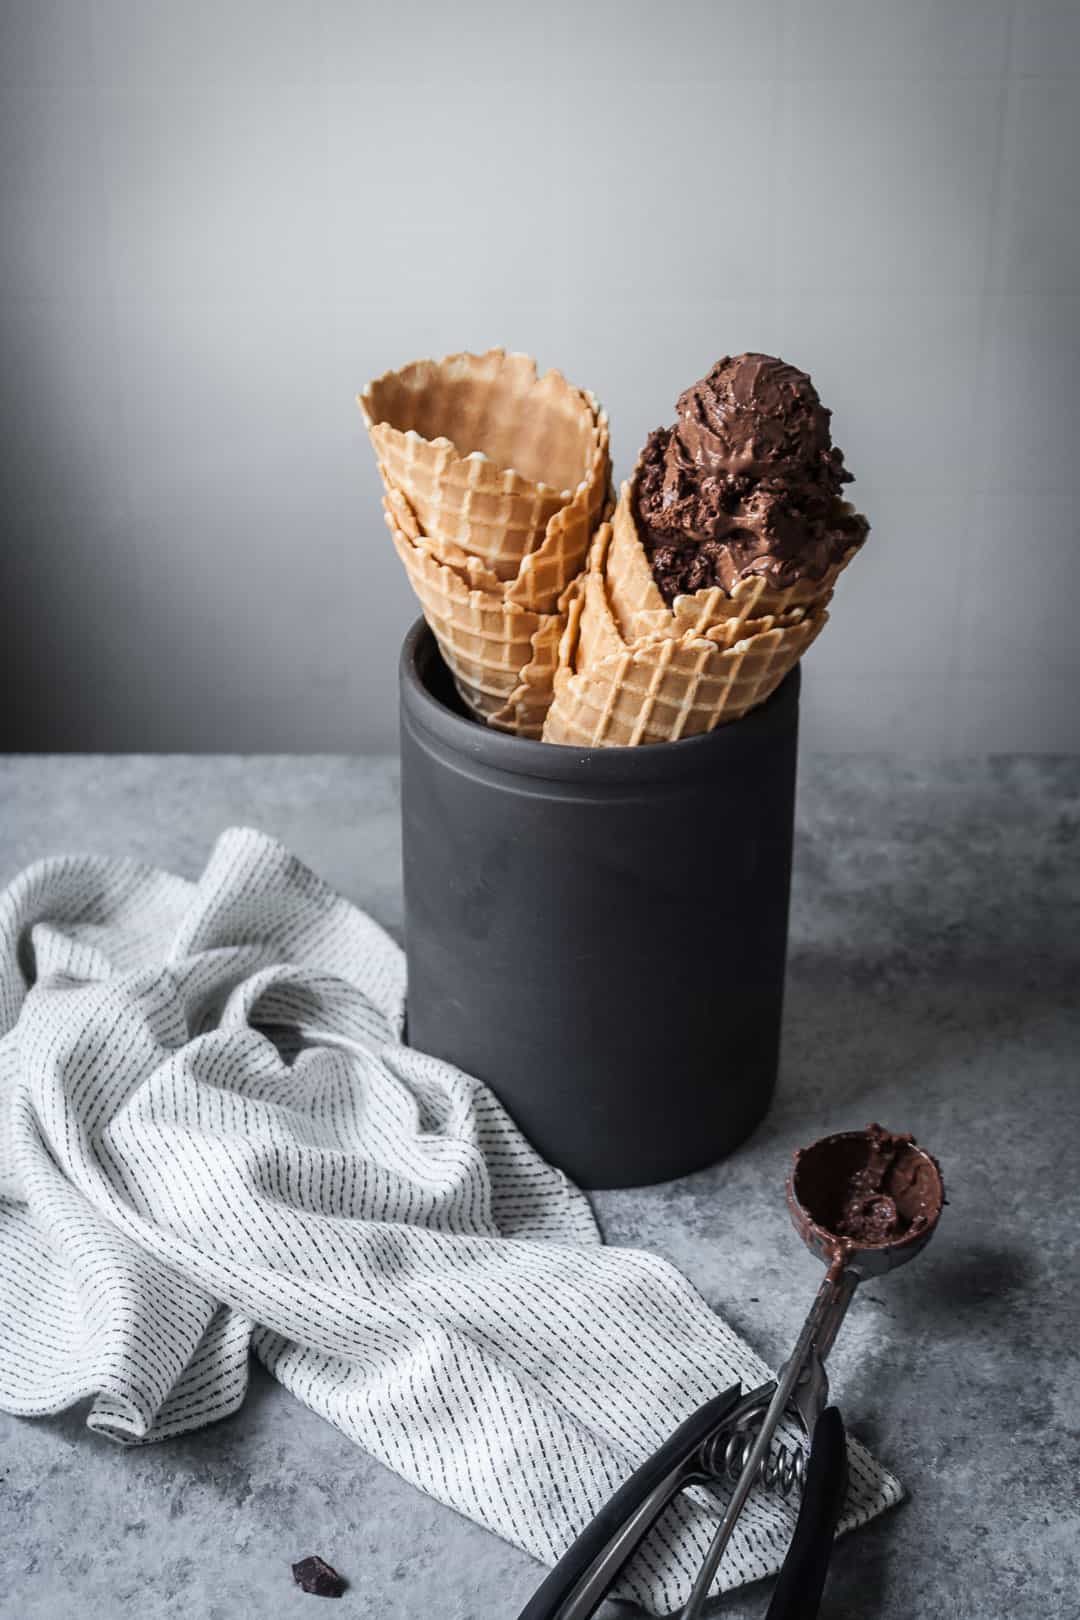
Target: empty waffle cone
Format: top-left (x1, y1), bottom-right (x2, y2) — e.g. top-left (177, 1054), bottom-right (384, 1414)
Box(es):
top-left (360, 349), bottom-right (610, 589)
top-left (542, 523), bottom-right (828, 747)
top-left (363, 350), bottom-right (611, 738)
top-left (605, 478), bottom-right (862, 642)
top-left (503, 463), bottom-right (613, 614)
top-left (385, 489), bottom-right (560, 739)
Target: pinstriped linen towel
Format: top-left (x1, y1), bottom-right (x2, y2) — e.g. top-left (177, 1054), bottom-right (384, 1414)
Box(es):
top-left (0, 828), bottom-right (900, 1613)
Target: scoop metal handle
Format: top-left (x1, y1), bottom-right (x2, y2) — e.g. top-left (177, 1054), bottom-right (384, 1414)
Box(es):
top-left (679, 1260), bottom-right (857, 1620)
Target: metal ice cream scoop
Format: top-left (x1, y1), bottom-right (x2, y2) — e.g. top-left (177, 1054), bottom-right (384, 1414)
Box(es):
top-left (516, 1125), bottom-right (945, 1620)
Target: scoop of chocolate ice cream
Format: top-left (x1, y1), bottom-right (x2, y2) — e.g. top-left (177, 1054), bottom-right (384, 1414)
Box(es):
top-left (634, 353), bottom-right (868, 603)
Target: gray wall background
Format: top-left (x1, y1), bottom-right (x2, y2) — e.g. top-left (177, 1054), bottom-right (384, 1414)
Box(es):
top-left (2, 0), bottom-right (1078, 754)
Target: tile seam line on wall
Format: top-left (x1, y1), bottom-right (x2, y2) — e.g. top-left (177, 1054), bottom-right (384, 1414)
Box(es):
top-left (17, 291), bottom-right (1075, 314)
top-left (771, 70), bottom-right (1076, 81)
top-left (955, 0), bottom-right (1018, 719)
top-left (64, 72), bottom-right (1079, 87)
top-left (262, 73), bottom-right (1067, 90)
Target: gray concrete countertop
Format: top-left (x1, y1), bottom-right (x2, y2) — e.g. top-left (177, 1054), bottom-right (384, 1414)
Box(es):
top-left (1, 755), bottom-right (1077, 1620)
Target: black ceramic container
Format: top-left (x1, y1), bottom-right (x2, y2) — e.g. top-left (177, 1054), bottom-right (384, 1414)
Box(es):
top-left (399, 621), bottom-right (800, 1189)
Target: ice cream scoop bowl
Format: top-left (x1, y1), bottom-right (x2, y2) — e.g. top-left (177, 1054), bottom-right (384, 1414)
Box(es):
top-left (768, 1126), bottom-right (946, 1395)
top-left (518, 1125), bottom-right (945, 1620)
top-left (789, 1126), bottom-right (945, 1274)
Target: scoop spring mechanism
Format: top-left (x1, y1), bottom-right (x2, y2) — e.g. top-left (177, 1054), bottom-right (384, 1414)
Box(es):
top-left (715, 1424), bottom-right (806, 1498)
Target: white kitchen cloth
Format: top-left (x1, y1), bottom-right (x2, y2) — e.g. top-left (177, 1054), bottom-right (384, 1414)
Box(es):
top-left (0, 828), bottom-right (901, 1613)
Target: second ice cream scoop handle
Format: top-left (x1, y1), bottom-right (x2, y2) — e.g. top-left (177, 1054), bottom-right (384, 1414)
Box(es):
top-left (515, 1383), bottom-right (744, 1620)
top-left (764, 1406), bottom-right (848, 1620)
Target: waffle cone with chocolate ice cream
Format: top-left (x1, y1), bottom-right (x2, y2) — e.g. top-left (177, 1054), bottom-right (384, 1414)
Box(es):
top-left (360, 350), bottom-right (610, 735)
top-left (542, 522), bottom-right (827, 747)
top-left (543, 353), bottom-right (867, 746)
top-left (602, 480), bottom-right (849, 641)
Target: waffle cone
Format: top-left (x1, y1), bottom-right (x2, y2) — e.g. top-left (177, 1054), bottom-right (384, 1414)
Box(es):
top-left (360, 349), bottom-right (609, 589)
top-left (606, 479), bottom-right (862, 641)
top-left (385, 490), bottom-right (560, 739)
top-left (542, 522), bottom-right (828, 747)
top-left (363, 351), bottom-right (611, 737)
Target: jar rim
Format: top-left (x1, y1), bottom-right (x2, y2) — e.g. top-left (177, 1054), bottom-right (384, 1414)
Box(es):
top-left (399, 620), bottom-right (801, 786)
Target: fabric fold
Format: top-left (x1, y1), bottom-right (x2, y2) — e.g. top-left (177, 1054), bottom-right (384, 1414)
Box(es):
top-left (0, 827), bottom-right (900, 1614)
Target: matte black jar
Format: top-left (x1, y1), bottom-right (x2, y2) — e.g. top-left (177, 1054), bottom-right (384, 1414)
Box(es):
top-left (399, 621), bottom-right (800, 1189)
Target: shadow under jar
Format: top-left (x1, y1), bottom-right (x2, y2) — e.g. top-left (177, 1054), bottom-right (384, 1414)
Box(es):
top-left (399, 621), bottom-right (801, 1189)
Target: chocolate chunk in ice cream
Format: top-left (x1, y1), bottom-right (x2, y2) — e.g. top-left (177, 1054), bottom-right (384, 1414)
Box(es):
top-left (633, 353), bottom-right (869, 603)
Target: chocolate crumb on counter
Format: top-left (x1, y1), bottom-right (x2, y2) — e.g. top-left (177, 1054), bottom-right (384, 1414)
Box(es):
top-left (292, 1555), bottom-right (347, 1598)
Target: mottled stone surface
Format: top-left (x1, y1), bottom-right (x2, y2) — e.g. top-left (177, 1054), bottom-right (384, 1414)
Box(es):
top-left (1, 754), bottom-right (1077, 1620)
